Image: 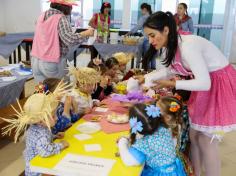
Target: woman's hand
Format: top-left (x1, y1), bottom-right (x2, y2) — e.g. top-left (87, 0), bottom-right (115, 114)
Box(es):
top-left (152, 80), bottom-right (176, 89)
top-left (80, 28), bottom-right (94, 37)
top-left (133, 75), bottom-right (145, 84)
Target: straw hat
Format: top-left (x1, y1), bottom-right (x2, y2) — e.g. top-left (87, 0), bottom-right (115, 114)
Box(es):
top-left (1, 80), bottom-right (71, 142)
top-left (113, 52), bottom-right (133, 65)
top-left (49, 0), bottom-right (78, 6)
top-left (68, 66), bottom-right (101, 87)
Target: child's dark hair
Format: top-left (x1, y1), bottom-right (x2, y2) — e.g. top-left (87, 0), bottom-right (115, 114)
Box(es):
top-left (43, 78), bottom-right (61, 93)
top-left (100, 2), bottom-right (111, 15)
top-left (143, 11), bottom-right (178, 67)
top-left (129, 103), bottom-right (166, 144)
top-left (160, 96), bottom-right (183, 122)
top-left (179, 3), bottom-right (188, 15)
top-left (105, 57), bottom-right (119, 69)
top-left (87, 61), bottom-right (107, 75)
top-left (141, 3), bottom-right (152, 15)
top-left (50, 3), bottom-right (72, 16)
top-left (159, 96), bottom-right (183, 137)
top-left (129, 96), bottom-right (183, 144)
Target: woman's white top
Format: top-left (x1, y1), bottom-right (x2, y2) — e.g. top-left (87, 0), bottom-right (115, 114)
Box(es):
top-left (144, 35), bottom-right (229, 91)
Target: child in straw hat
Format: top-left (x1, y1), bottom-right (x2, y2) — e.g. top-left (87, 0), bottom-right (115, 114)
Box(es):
top-left (33, 78), bottom-right (74, 134)
top-left (113, 52), bottom-right (133, 81)
top-left (90, 57), bottom-right (119, 101)
top-left (64, 67), bottom-right (101, 115)
top-left (1, 81), bottom-right (70, 176)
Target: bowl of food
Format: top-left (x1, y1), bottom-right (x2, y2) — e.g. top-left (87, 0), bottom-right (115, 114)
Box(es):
top-left (107, 113), bottom-right (129, 124)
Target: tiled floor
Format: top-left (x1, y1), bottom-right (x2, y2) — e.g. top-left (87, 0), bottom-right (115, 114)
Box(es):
top-left (0, 54), bottom-right (236, 176)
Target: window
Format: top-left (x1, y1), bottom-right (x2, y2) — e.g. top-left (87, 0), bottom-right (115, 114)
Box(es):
top-left (41, 0), bottom-right (50, 12)
top-left (74, 0), bottom-right (123, 28)
top-left (71, 0), bottom-right (82, 27)
top-left (161, 0), bottom-right (177, 13)
top-left (130, 0), bottom-right (155, 29)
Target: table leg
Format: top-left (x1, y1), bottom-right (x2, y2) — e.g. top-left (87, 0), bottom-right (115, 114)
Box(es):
top-left (18, 45), bottom-right (21, 62)
top-left (131, 58), bottom-right (134, 69)
top-left (13, 50), bottom-right (17, 63)
top-left (26, 43), bottom-right (30, 61)
top-left (9, 55), bottom-right (12, 64)
top-left (74, 50), bottom-right (77, 67)
top-left (19, 87), bottom-right (25, 99)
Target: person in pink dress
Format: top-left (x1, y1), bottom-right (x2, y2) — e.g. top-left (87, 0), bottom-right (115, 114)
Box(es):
top-left (135, 11), bottom-right (236, 176)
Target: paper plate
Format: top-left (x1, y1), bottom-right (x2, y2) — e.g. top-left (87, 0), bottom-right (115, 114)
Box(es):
top-left (1, 76), bottom-right (16, 82)
top-left (76, 122), bottom-right (101, 134)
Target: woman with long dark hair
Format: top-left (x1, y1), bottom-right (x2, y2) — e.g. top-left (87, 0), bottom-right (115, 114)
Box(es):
top-left (136, 11), bottom-right (236, 176)
top-left (31, 0), bottom-right (94, 83)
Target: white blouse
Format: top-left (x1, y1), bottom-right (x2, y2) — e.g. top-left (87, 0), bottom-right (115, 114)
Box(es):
top-left (144, 35), bottom-right (229, 91)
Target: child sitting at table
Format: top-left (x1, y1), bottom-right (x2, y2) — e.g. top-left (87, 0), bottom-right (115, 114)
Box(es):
top-left (34, 78), bottom-right (74, 134)
top-left (117, 96), bottom-right (186, 176)
top-left (112, 52), bottom-right (133, 81)
top-left (90, 57), bottom-right (119, 100)
top-left (65, 66), bottom-right (100, 115)
top-left (104, 57), bottom-right (120, 84)
top-left (1, 81), bottom-right (70, 176)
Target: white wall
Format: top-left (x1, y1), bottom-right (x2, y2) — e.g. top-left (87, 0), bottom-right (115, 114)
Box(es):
top-left (0, 0), bottom-right (6, 31)
top-left (4, 0), bottom-right (41, 33)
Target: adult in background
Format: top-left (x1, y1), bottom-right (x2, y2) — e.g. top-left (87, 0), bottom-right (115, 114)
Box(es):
top-left (126, 3), bottom-right (156, 69)
top-left (89, 2), bottom-right (111, 60)
top-left (31, 0), bottom-right (94, 83)
top-left (174, 3), bottom-right (194, 33)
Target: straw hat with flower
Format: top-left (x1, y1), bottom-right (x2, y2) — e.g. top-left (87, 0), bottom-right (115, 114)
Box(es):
top-left (1, 80), bottom-right (71, 142)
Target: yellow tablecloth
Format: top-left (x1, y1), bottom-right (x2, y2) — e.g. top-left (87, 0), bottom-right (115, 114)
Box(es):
top-left (30, 119), bottom-right (143, 176)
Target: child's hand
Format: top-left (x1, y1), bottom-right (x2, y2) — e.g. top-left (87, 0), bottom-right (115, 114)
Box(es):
top-left (116, 136), bottom-right (129, 145)
top-left (63, 96), bottom-right (72, 117)
top-left (56, 132), bottom-right (65, 139)
top-left (72, 99), bottom-right (79, 114)
top-left (112, 76), bottom-right (120, 84)
top-left (84, 107), bottom-right (92, 114)
top-left (100, 76), bottom-right (109, 87)
top-left (93, 100), bottom-right (101, 107)
top-left (61, 140), bottom-right (69, 149)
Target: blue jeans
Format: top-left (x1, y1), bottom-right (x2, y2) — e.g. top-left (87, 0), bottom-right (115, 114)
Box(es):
top-left (136, 38), bottom-right (156, 69)
top-left (31, 57), bottom-right (67, 83)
